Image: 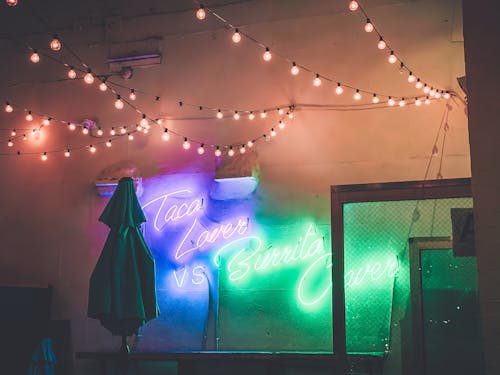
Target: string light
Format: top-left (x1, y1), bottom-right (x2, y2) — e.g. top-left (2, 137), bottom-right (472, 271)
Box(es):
top-left (105, 140), bottom-right (112, 148)
top-left (388, 97), bottom-right (395, 106)
top-left (232, 28), bottom-right (241, 43)
top-left (97, 127), bottom-right (103, 136)
top-left (425, 96), bottom-right (431, 105)
top-left (313, 73), bottom-right (322, 87)
top-left (162, 128), bottom-right (170, 141)
top-left (30, 50), bottom-right (40, 63)
top-left (216, 109), bottom-right (223, 119)
top-left (261, 110), bottom-right (267, 118)
top-left (233, 111), bottom-right (240, 120)
top-left (388, 51), bottom-right (397, 64)
top-left (50, 36), bottom-right (62, 51)
top-left (129, 89), bottom-right (136, 100)
top-left (64, 149), bottom-right (70, 157)
top-left (287, 112), bottom-right (294, 119)
top-left (335, 83), bottom-right (344, 95)
top-left (41, 152), bottom-right (48, 161)
top-left (114, 95), bottom-right (124, 110)
top-left (110, 127), bottom-right (116, 136)
top-left (84, 70), bottom-right (94, 84)
top-left (89, 145), bottom-right (96, 153)
top-left (197, 144), bottom-right (205, 155)
top-left (372, 94), bottom-right (380, 104)
top-left (26, 111), bottom-right (33, 121)
top-left (278, 120), bottom-right (285, 129)
top-left (377, 37), bottom-right (386, 50)
top-left (399, 98), bottom-right (406, 107)
top-left (349, 1), bottom-right (359, 11)
top-left (429, 87), bottom-right (437, 96)
top-left (364, 18), bottom-right (374, 32)
top-left (68, 122), bottom-right (76, 131)
top-left (444, 91), bottom-right (451, 99)
top-left (278, 108), bottom-right (284, 115)
top-left (353, 89), bottom-right (362, 100)
top-left (120, 127), bottom-right (127, 134)
top-left (11, 129), bottom-right (16, 136)
top-left (228, 147), bottom-right (235, 157)
top-left (270, 128), bottom-right (277, 137)
top-left (247, 140), bottom-right (254, 147)
top-left (4, 102), bottom-right (13, 112)
top-left (67, 67), bottom-right (77, 79)
top-left (434, 91), bottom-right (441, 99)
top-left (248, 112), bottom-right (255, 120)
top-left (196, 4), bottom-right (206, 20)
top-left (6, 0), bottom-right (18, 6)
top-left (99, 80), bottom-right (108, 91)
top-left (408, 72), bottom-right (416, 83)
top-left (415, 79), bottom-right (423, 89)
top-left (82, 126), bottom-right (89, 135)
top-left (42, 117), bottom-right (51, 126)
top-left (128, 133), bottom-right (134, 140)
top-left (22, 134), bottom-right (27, 141)
top-left (290, 62), bottom-right (300, 75)
top-left (239, 145), bottom-right (246, 154)
top-left (140, 114), bottom-right (148, 127)
top-left (415, 97), bottom-right (422, 106)
top-left (183, 137), bottom-right (191, 150)
top-left (263, 47), bottom-right (272, 61)
top-left (7, 140), bottom-right (13, 147)
top-left (215, 146), bottom-right (222, 157)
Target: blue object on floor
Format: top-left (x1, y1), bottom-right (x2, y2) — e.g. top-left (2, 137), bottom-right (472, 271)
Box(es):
top-left (29, 337), bottom-right (56, 375)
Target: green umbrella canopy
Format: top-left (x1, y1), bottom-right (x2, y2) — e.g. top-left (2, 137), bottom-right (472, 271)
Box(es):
top-left (88, 177), bottom-right (159, 336)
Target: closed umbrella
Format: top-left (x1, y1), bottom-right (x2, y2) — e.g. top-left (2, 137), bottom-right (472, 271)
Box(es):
top-left (88, 177), bottom-right (159, 354)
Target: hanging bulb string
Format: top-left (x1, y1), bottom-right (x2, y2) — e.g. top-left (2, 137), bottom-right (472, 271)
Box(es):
top-left (422, 102), bottom-right (450, 181)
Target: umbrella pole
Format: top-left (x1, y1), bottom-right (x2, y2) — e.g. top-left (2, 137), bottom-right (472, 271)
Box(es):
top-left (120, 335), bottom-right (130, 374)
top-left (120, 334), bottom-right (130, 353)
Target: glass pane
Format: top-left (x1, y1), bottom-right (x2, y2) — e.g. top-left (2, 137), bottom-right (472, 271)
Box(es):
top-left (421, 249), bottom-right (482, 375)
top-left (343, 197), bottom-right (473, 373)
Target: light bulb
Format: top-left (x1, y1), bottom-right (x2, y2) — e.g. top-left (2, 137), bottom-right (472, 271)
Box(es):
top-left (248, 112), bottom-right (255, 120)
top-left (364, 19), bottom-right (374, 33)
top-left (136, 124), bottom-right (143, 132)
top-left (228, 147), bottom-right (235, 157)
top-left (388, 51), bottom-right (397, 64)
top-left (399, 98), bottom-right (406, 107)
top-left (41, 152), bottom-right (48, 161)
top-left (434, 91), bottom-right (441, 99)
top-left (110, 128), bottom-right (116, 136)
top-left (444, 91), bottom-right (451, 99)
top-left (143, 128), bottom-right (149, 134)
top-left (156, 118), bottom-right (163, 125)
top-left (50, 36), bottom-right (62, 51)
top-left (97, 128), bottom-right (103, 136)
top-left (30, 51), bottom-right (40, 63)
top-left (278, 120), bottom-right (285, 129)
top-left (429, 87), bottom-right (436, 96)
top-left (232, 29), bottom-right (241, 43)
top-left (377, 37), bottom-right (386, 50)
top-left (23, 134), bottom-right (27, 141)
top-left (217, 110), bottom-right (223, 119)
top-left (183, 138), bottom-right (191, 150)
top-left (128, 133), bottom-right (134, 141)
top-left (215, 147), bottom-right (222, 157)
top-left (353, 89), bottom-right (362, 101)
top-left (162, 129), bottom-right (170, 141)
top-left (313, 73), bottom-right (322, 87)
top-left (423, 84), bottom-right (430, 94)
top-left (67, 123), bottom-right (75, 130)
top-left (7, 140), bottom-right (13, 147)
top-left (140, 115), bottom-right (148, 127)
top-left (270, 128), bottom-right (277, 137)
top-left (349, 1), bottom-right (359, 11)
top-left (415, 97), bottom-right (422, 106)
top-left (99, 82), bottom-right (107, 91)
top-left (26, 111), bottom-right (33, 121)
top-left (240, 145), bottom-right (246, 154)
top-left (4, 102), bottom-right (13, 112)
top-left (415, 79), bottom-right (423, 89)
top-left (408, 72), bottom-right (416, 83)
top-left (291, 62), bottom-right (300, 75)
top-left (233, 111), bottom-right (240, 120)
top-left (335, 83), bottom-right (344, 95)
top-left (247, 140), bottom-right (254, 147)
top-left (82, 127), bottom-right (89, 135)
top-left (64, 150), bottom-right (71, 157)
top-left (197, 144), bottom-right (205, 155)
top-left (11, 129), bottom-right (16, 136)
top-left (196, 5), bottom-right (206, 20)
top-left (287, 112), bottom-right (294, 119)
top-left (42, 118), bottom-right (51, 126)
top-left (129, 89), bottom-right (136, 100)
top-left (114, 96), bottom-right (124, 109)
top-left (6, 0), bottom-right (18, 6)
top-left (372, 94), bottom-right (380, 104)
top-left (84, 71), bottom-right (94, 84)
top-left (120, 127), bottom-right (127, 134)
top-left (263, 47), bottom-right (272, 61)
top-left (388, 97), bottom-right (395, 106)
top-left (89, 145), bottom-right (96, 153)
top-left (260, 111), bottom-right (267, 118)
top-left (425, 96), bottom-right (431, 105)
top-left (278, 108), bottom-right (284, 115)
top-left (67, 67), bottom-right (77, 79)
